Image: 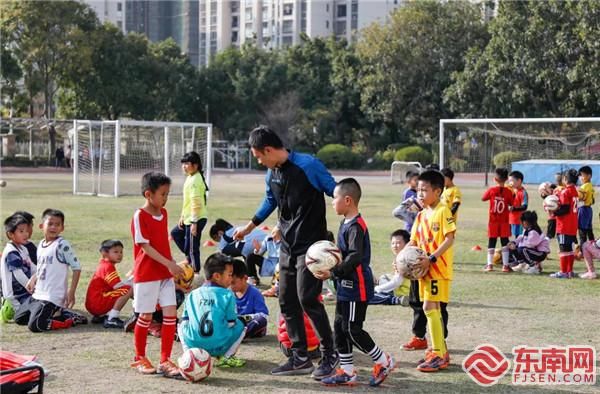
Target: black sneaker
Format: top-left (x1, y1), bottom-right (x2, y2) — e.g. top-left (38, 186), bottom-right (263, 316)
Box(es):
top-left (311, 352), bottom-right (340, 380)
top-left (62, 310), bottom-right (88, 325)
top-left (91, 315), bottom-right (106, 324)
top-left (124, 313), bottom-right (138, 333)
top-left (271, 355), bottom-right (314, 376)
top-left (103, 316), bottom-right (125, 329)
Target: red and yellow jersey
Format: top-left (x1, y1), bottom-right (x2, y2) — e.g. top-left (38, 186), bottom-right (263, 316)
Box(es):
top-left (441, 185), bottom-right (462, 222)
top-left (557, 184), bottom-right (578, 236)
top-left (509, 187), bottom-right (529, 225)
top-left (85, 259), bottom-right (129, 302)
top-left (410, 203), bottom-right (456, 280)
top-left (482, 186), bottom-right (514, 225)
top-left (578, 182), bottom-right (595, 207)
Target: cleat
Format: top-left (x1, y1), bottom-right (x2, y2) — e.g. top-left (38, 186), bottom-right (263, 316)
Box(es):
top-left (484, 264), bottom-right (493, 272)
top-left (417, 353), bottom-right (448, 373)
top-left (131, 357), bottom-right (156, 374)
top-left (321, 368), bottom-right (358, 386)
top-left (402, 336), bottom-right (428, 351)
top-left (271, 355), bottom-right (314, 376)
top-left (103, 316), bottom-right (125, 329)
top-left (502, 265), bottom-right (512, 273)
top-left (369, 353), bottom-right (395, 387)
top-left (157, 359), bottom-right (180, 377)
top-left (216, 356), bottom-right (246, 368)
top-left (549, 271), bottom-right (569, 279)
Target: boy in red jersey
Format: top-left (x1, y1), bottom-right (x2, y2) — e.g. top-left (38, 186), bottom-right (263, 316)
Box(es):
top-left (130, 172), bottom-right (184, 377)
top-left (549, 169), bottom-right (579, 279)
top-left (508, 171), bottom-right (528, 237)
top-left (85, 240), bottom-right (132, 328)
top-left (482, 168), bottom-right (514, 272)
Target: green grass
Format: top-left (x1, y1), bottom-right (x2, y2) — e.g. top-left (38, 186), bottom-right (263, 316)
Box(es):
top-left (0, 171), bottom-right (598, 393)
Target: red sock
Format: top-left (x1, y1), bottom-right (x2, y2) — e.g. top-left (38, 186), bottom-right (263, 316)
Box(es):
top-left (567, 254), bottom-right (575, 272)
top-left (559, 255), bottom-right (568, 273)
top-left (134, 317), bottom-right (151, 359)
top-left (160, 316), bottom-right (177, 363)
top-left (50, 318), bottom-right (73, 330)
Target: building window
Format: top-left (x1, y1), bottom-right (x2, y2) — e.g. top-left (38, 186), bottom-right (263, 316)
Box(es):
top-left (326, 4), bottom-right (329, 12)
top-left (117, 2), bottom-right (122, 11)
top-left (351, 3), bottom-right (357, 13)
top-left (283, 3), bottom-right (293, 16)
top-left (282, 20), bottom-right (293, 34)
top-left (231, 1), bottom-right (239, 13)
top-left (335, 20), bottom-right (346, 35)
top-left (245, 7), bottom-right (252, 21)
top-left (326, 20), bottom-right (329, 29)
top-left (231, 31), bottom-right (238, 42)
top-left (117, 20), bottom-right (123, 29)
top-left (282, 36), bottom-right (293, 46)
top-left (262, 6), bottom-right (269, 19)
top-left (211, 15), bottom-right (217, 25)
top-left (351, 17), bottom-right (357, 30)
top-left (337, 4), bottom-right (346, 18)
top-left (232, 15), bottom-right (239, 28)
top-left (210, 31), bottom-right (217, 40)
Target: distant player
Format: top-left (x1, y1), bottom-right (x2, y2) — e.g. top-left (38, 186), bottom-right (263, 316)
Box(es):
top-left (440, 168), bottom-right (462, 222)
top-left (399, 171), bottom-right (420, 232)
top-left (231, 259), bottom-right (269, 339)
top-left (85, 240), bottom-right (133, 329)
top-left (130, 172), bottom-right (183, 377)
top-left (539, 179), bottom-right (558, 239)
top-left (508, 171), bottom-right (528, 237)
top-left (482, 168), bottom-right (514, 272)
top-left (549, 169), bottom-right (579, 279)
top-left (410, 170), bottom-right (456, 372)
top-left (14, 209), bottom-right (87, 332)
top-left (577, 166), bottom-right (595, 245)
top-left (315, 178), bottom-right (395, 386)
top-left (178, 253), bottom-right (246, 367)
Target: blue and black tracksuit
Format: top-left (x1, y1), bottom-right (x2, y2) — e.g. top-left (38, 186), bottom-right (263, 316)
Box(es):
top-left (252, 151), bottom-right (336, 357)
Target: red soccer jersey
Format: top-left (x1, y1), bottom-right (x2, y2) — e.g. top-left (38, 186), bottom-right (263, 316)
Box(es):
top-left (509, 187), bottom-right (529, 225)
top-left (483, 186), bottom-right (514, 225)
top-left (556, 184), bottom-right (579, 235)
top-left (131, 207), bottom-right (172, 283)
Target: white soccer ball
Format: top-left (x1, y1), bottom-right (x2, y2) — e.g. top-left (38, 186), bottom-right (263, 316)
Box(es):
top-left (543, 195), bottom-right (560, 212)
top-left (395, 246), bottom-right (427, 280)
top-left (178, 348), bottom-right (212, 382)
top-left (305, 240), bottom-right (342, 275)
top-left (538, 182), bottom-right (552, 197)
top-left (0, 180), bottom-right (6, 187)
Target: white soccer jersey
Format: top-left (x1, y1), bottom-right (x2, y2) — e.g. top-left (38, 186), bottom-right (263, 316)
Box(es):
top-left (33, 237), bottom-right (81, 307)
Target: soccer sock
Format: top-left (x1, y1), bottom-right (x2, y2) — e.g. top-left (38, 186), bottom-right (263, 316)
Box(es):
top-left (107, 309), bottom-right (120, 320)
top-left (567, 254), bottom-right (575, 273)
top-left (225, 328), bottom-right (247, 357)
top-left (559, 254), bottom-right (568, 273)
top-left (339, 353), bottom-right (354, 374)
top-left (487, 248), bottom-right (494, 265)
top-left (50, 318), bottom-right (74, 330)
top-left (134, 316), bottom-right (151, 359)
top-left (368, 345), bottom-right (388, 366)
top-left (501, 246), bottom-right (509, 266)
top-left (425, 309), bottom-right (447, 358)
top-left (160, 316), bottom-right (177, 363)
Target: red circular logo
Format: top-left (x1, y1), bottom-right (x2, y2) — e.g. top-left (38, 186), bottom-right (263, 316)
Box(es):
top-left (462, 344), bottom-right (510, 386)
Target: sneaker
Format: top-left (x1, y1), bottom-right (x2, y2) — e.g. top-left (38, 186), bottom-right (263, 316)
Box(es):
top-left (216, 356), bottom-right (246, 368)
top-left (271, 355), bottom-right (314, 376)
top-left (512, 263), bottom-right (527, 272)
top-left (0, 299), bottom-right (15, 323)
top-left (567, 271), bottom-right (576, 279)
top-left (148, 322), bottom-right (162, 337)
top-left (369, 353), bottom-right (395, 387)
top-left (523, 265), bottom-right (541, 275)
top-left (418, 349), bottom-right (450, 365)
top-left (502, 265), bottom-right (512, 273)
top-left (62, 310), bottom-right (88, 325)
top-left (402, 336), bottom-right (428, 351)
top-left (262, 286), bottom-right (279, 297)
top-left (124, 313), bottom-right (138, 333)
top-left (321, 368), bottom-right (358, 386)
top-left (91, 315), bottom-right (106, 324)
top-left (131, 357), bottom-right (156, 374)
top-left (157, 359), bottom-right (180, 377)
top-left (396, 296), bottom-right (410, 307)
top-left (579, 271), bottom-right (598, 279)
top-left (549, 271), bottom-right (569, 279)
top-left (484, 264), bottom-right (493, 272)
top-left (417, 353), bottom-right (449, 372)
top-left (103, 316), bottom-right (125, 329)
top-left (311, 352), bottom-right (340, 380)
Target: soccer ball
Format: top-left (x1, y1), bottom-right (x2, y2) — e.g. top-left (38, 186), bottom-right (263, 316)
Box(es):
top-left (178, 348), bottom-right (212, 382)
top-left (305, 240), bottom-right (342, 275)
top-left (395, 246), bottom-right (427, 280)
top-left (543, 195), bottom-right (560, 212)
top-left (175, 261), bottom-right (195, 290)
top-left (538, 182), bottom-right (552, 197)
top-left (492, 248), bottom-right (502, 265)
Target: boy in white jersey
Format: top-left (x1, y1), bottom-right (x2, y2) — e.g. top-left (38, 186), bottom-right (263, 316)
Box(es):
top-left (14, 209), bottom-right (87, 332)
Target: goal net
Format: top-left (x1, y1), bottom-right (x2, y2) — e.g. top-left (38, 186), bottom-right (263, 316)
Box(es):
top-left (73, 120), bottom-right (213, 196)
top-left (439, 118), bottom-right (600, 185)
top-left (390, 161), bottom-right (422, 184)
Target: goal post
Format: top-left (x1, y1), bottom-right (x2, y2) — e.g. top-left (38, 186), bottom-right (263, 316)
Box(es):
top-left (73, 119), bottom-right (213, 197)
top-left (438, 117), bottom-right (600, 185)
top-left (390, 161), bottom-right (422, 184)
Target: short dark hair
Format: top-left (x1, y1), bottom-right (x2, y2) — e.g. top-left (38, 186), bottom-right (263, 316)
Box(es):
top-left (99, 239), bottom-right (124, 252)
top-left (390, 229), bottom-right (410, 243)
top-left (579, 166), bottom-right (592, 176)
top-left (209, 219), bottom-right (233, 239)
top-left (405, 170), bottom-right (419, 179)
top-left (232, 258), bottom-right (248, 278)
top-left (425, 163), bottom-right (440, 171)
top-left (4, 215), bottom-right (29, 233)
top-left (495, 168), bottom-right (509, 181)
top-left (42, 208), bottom-right (64, 224)
top-left (326, 230), bottom-right (335, 242)
top-left (565, 168), bottom-right (578, 185)
top-left (335, 177), bottom-right (362, 204)
top-left (204, 253), bottom-right (234, 280)
top-left (181, 151), bottom-right (202, 169)
top-left (509, 170), bottom-right (524, 181)
top-left (418, 170), bottom-right (445, 191)
top-left (440, 168), bottom-right (454, 180)
top-left (12, 211), bottom-right (34, 225)
top-left (248, 126), bottom-right (284, 151)
top-left (140, 172), bottom-right (171, 196)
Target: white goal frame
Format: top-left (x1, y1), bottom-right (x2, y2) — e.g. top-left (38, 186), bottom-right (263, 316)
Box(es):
top-left (73, 119), bottom-right (213, 197)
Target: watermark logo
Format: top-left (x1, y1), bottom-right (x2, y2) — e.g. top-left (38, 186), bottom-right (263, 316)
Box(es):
top-left (512, 345), bottom-right (596, 385)
top-left (462, 344), bottom-right (511, 387)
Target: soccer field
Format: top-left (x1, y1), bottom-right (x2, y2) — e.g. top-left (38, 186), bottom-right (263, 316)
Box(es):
top-left (1, 169), bottom-right (598, 393)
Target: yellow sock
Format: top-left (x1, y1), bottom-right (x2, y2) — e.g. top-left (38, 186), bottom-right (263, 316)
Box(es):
top-left (425, 308), bottom-right (447, 358)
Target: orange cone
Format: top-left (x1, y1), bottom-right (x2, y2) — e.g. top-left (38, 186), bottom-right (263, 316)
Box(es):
top-left (203, 240), bottom-right (216, 247)
top-left (261, 225), bottom-right (270, 231)
top-left (471, 245), bottom-right (482, 251)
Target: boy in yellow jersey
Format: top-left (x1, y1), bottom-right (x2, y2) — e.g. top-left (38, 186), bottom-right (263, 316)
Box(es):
top-left (440, 168), bottom-right (462, 222)
top-left (578, 166), bottom-right (595, 245)
top-left (409, 170), bottom-right (456, 373)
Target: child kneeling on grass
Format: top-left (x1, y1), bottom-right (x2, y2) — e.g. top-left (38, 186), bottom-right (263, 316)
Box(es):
top-left (231, 259), bottom-right (269, 339)
top-left (178, 253), bottom-right (246, 368)
top-left (511, 211), bottom-right (550, 275)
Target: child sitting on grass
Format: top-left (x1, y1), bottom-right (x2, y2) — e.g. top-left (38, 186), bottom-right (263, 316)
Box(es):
top-left (510, 211), bottom-right (550, 275)
top-left (231, 259), bottom-right (269, 339)
top-left (369, 229), bottom-right (410, 306)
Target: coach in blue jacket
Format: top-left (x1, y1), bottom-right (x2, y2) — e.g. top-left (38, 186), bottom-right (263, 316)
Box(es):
top-left (234, 126), bottom-right (338, 379)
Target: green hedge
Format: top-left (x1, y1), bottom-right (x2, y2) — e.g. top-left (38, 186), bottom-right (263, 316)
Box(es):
top-left (316, 144), bottom-right (360, 169)
top-left (492, 151), bottom-right (523, 169)
top-left (394, 146), bottom-right (433, 165)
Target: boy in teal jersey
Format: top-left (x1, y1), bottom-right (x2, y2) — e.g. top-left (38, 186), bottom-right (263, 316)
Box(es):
top-left (178, 253), bottom-right (246, 367)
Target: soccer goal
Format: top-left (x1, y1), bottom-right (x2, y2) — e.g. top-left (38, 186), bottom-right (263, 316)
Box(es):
top-left (390, 161), bottom-right (422, 184)
top-left (438, 117), bottom-right (600, 185)
top-left (73, 120), bottom-right (213, 197)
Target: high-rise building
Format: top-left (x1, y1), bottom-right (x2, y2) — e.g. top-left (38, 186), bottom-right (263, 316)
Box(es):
top-left (83, 0), bottom-right (126, 32)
